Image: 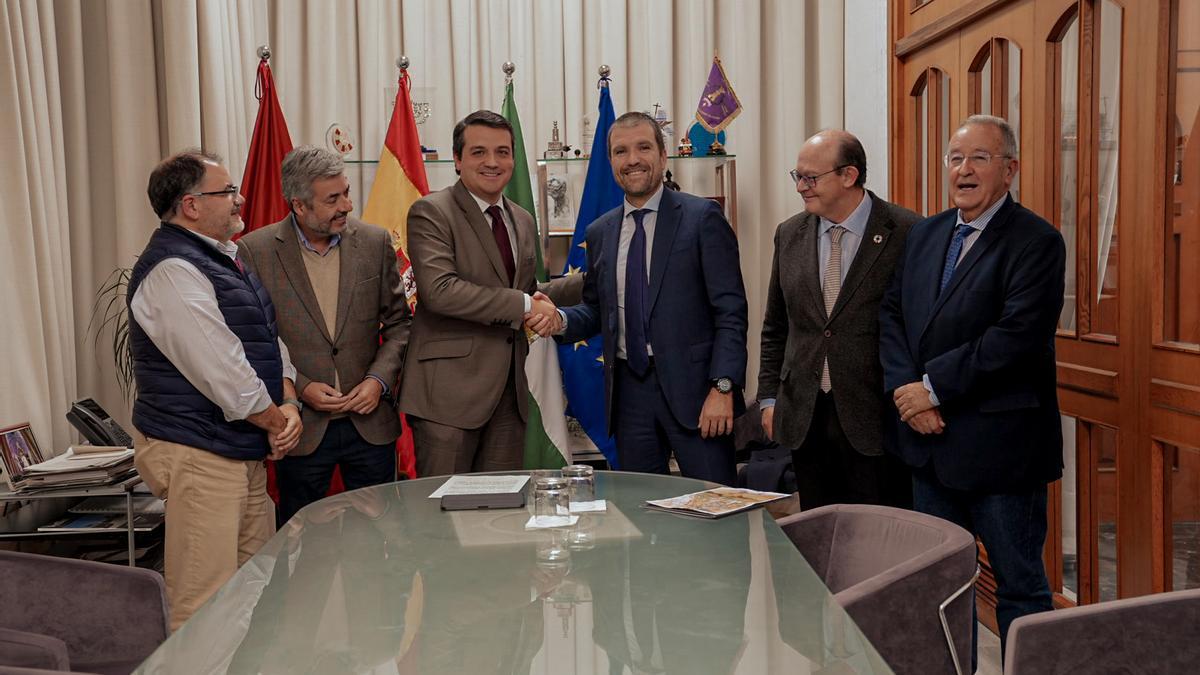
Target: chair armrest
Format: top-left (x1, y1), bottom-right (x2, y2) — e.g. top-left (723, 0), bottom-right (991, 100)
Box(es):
top-left (775, 508), bottom-right (838, 582)
top-left (0, 551), bottom-right (168, 667)
top-left (0, 627), bottom-right (69, 671)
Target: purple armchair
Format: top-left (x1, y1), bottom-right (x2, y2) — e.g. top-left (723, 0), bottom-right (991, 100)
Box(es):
top-left (776, 503), bottom-right (979, 675)
top-left (0, 550), bottom-right (168, 674)
top-left (1004, 587), bottom-right (1200, 674)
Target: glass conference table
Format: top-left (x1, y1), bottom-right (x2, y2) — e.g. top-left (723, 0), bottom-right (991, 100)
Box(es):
top-left (135, 472), bottom-right (891, 675)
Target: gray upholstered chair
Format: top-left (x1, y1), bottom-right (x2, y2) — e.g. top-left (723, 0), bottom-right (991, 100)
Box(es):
top-left (0, 550), bottom-right (168, 674)
top-left (776, 503), bottom-right (978, 675)
top-left (1004, 587), bottom-right (1200, 674)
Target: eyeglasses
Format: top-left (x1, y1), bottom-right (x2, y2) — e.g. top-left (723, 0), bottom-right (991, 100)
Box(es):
top-left (789, 166), bottom-right (848, 189)
top-left (186, 185), bottom-right (240, 198)
top-left (943, 152), bottom-right (1012, 169)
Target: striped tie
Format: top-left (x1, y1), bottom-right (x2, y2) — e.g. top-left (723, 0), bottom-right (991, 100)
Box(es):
top-left (820, 226), bottom-right (846, 392)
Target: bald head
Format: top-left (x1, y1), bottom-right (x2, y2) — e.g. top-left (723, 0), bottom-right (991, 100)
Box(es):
top-left (793, 129), bottom-right (868, 222)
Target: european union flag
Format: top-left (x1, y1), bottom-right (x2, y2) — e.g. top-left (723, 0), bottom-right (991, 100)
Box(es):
top-left (558, 79), bottom-right (623, 467)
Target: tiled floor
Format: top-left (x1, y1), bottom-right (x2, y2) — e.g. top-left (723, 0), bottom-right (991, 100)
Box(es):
top-left (977, 622), bottom-right (1002, 675)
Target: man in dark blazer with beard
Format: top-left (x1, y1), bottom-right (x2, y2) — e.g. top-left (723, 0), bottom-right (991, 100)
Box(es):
top-left (758, 129), bottom-right (919, 509)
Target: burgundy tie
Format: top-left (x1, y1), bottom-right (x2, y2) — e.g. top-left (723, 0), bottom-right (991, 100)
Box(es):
top-left (486, 205), bottom-right (516, 285)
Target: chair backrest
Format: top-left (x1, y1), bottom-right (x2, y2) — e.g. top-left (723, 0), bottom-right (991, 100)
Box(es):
top-left (0, 550), bottom-right (168, 673)
top-left (1004, 587), bottom-right (1200, 675)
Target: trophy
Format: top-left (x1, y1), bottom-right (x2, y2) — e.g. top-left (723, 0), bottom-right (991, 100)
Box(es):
top-left (545, 121), bottom-right (565, 159)
top-left (677, 134), bottom-right (694, 157)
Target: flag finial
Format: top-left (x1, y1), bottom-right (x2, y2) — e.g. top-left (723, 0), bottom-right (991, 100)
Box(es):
top-left (598, 64), bottom-right (611, 90)
top-left (256, 45), bottom-right (271, 61)
top-left (397, 55), bottom-right (410, 71)
top-left (503, 61), bottom-right (515, 84)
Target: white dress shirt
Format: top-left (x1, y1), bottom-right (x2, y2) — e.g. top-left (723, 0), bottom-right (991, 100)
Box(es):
top-left (130, 227), bottom-right (296, 423)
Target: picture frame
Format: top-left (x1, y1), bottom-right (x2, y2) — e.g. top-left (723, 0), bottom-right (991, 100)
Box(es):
top-left (0, 422), bottom-right (45, 491)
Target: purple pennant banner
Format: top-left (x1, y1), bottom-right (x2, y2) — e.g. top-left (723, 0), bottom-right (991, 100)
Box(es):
top-left (694, 56), bottom-right (742, 133)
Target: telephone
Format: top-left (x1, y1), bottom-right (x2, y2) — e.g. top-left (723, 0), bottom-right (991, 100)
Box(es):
top-left (66, 399), bottom-right (134, 448)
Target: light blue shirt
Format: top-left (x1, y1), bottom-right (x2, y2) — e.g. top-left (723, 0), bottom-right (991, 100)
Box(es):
top-left (817, 191), bottom-right (872, 291)
top-left (760, 191), bottom-right (871, 409)
top-left (923, 193), bottom-right (1009, 406)
top-left (291, 214), bottom-right (342, 255)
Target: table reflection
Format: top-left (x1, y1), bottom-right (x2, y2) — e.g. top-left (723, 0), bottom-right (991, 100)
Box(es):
top-left (134, 472), bottom-right (890, 674)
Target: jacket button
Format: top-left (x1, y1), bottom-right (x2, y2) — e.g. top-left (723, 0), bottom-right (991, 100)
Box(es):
top-left (332, 347), bottom-right (339, 356)
top-left (823, 330), bottom-right (832, 338)
top-left (507, 336), bottom-right (514, 344)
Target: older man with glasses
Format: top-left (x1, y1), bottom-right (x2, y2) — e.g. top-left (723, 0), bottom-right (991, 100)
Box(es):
top-left (129, 150), bottom-right (302, 630)
top-left (880, 114), bottom-right (1066, 666)
top-left (758, 129), bottom-right (920, 508)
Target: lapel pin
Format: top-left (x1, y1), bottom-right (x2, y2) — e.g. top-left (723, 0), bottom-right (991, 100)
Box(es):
top-left (873, 234), bottom-right (883, 244)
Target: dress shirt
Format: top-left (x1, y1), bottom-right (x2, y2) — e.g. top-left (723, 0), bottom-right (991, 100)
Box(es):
top-left (760, 191), bottom-right (872, 410)
top-left (467, 191), bottom-right (530, 325)
top-left (923, 192), bottom-right (1009, 406)
top-left (292, 216), bottom-right (342, 255)
top-left (817, 191), bottom-right (872, 291)
top-left (615, 186), bottom-right (665, 359)
top-left (130, 228), bottom-right (296, 423)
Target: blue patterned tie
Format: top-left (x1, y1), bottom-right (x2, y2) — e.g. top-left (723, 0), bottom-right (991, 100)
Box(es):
top-left (625, 209), bottom-right (651, 376)
top-left (939, 224), bottom-right (973, 294)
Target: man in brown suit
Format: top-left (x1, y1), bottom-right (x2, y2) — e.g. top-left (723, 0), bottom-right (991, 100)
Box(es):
top-left (238, 145), bottom-right (410, 524)
top-left (758, 130), bottom-right (919, 509)
top-left (400, 110), bottom-right (569, 476)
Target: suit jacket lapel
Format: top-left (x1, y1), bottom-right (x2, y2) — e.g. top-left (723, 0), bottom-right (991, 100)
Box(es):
top-left (274, 217), bottom-right (332, 344)
top-left (648, 190), bottom-right (680, 313)
top-left (796, 214), bottom-right (825, 320)
top-left (332, 222), bottom-right (358, 342)
top-left (510, 204), bottom-right (533, 290)
top-left (829, 192), bottom-right (892, 324)
top-left (922, 195), bottom-right (1015, 335)
top-left (602, 210), bottom-right (621, 332)
top-left (452, 181), bottom-right (510, 286)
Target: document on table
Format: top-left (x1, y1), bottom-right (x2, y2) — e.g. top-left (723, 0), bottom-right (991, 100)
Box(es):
top-left (428, 474), bottom-right (530, 499)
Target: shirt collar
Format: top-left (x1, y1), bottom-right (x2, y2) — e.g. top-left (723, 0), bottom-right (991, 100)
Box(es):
top-left (188, 228), bottom-right (239, 261)
top-left (469, 190), bottom-right (508, 217)
top-left (819, 190), bottom-right (871, 239)
top-left (956, 193), bottom-right (1009, 232)
top-left (623, 185), bottom-right (665, 220)
top-left (291, 213), bottom-right (342, 255)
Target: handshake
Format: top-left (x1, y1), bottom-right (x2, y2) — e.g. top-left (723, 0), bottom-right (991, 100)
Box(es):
top-left (524, 291), bottom-right (563, 338)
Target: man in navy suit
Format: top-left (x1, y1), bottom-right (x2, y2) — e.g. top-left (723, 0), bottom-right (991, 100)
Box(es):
top-left (542, 111), bottom-right (748, 484)
top-left (879, 115), bottom-right (1065, 660)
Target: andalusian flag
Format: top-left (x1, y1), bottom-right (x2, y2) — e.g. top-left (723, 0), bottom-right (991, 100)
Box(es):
top-left (362, 68), bottom-right (430, 480)
top-left (363, 68), bottom-right (430, 306)
top-left (502, 79), bottom-right (570, 469)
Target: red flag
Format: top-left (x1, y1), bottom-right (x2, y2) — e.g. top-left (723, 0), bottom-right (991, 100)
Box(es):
top-left (237, 58), bottom-right (293, 238)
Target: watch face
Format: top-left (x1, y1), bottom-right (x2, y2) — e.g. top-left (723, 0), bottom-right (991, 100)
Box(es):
top-left (716, 378), bottom-right (732, 393)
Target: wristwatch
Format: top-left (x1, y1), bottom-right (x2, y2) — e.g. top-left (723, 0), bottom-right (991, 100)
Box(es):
top-left (282, 398), bottom-right (304, 412)
top-left (712, 377), bottom-right (733, 394)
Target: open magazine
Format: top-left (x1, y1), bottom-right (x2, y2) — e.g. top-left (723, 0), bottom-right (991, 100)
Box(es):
top-left (644, 486), bottom-right (790, 519)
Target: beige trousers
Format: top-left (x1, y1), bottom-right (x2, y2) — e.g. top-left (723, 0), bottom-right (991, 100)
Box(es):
top-left (134, 434), bottom-right (274, 631)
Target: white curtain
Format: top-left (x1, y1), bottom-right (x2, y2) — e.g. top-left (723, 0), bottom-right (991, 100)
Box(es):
top-left (1, 0), bottom-right (845, 456)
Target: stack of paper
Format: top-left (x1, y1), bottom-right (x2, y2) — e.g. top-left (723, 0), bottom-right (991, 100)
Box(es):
top-left (13, 447), bottom-right (136, 490)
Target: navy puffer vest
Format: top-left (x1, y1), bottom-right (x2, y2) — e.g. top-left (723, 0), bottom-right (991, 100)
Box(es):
top-left (127, 223), bottom-right (282, 460)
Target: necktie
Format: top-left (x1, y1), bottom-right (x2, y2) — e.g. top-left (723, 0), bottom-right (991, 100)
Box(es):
top-left (939, 224), bottom-right (972, 294)
top-left (820, 226), bottom-right (846, 392)
top-left (625, 209), bottom-right (651, 377)
top-left (486, 205), bottom-right (516, 285)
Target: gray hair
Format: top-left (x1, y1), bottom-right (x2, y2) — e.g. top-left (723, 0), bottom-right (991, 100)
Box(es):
top-left (961, 114), bottom-right (1018, 159)
top-left (281, 145), bottom-right (345, 203)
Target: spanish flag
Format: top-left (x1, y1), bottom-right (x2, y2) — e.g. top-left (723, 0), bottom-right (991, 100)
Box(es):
top-left (362, 69), bottom-right (429, 480)
top-left (362, 68), bottom-right (430, 309)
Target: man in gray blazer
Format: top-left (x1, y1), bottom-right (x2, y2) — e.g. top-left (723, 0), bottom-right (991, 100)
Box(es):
top-left (400, 110), bottom-right (575, 476)
top-left (238, 146), bottom-right (411, 524)
top-left (758, 130), bottom-right (919, 509)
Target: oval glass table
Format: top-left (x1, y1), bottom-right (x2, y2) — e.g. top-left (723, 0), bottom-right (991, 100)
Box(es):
top-left (134, 471), bottom-right (892, 674)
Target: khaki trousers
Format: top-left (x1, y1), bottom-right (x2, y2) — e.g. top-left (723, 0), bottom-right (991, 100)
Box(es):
top-left (134, 434), bottom-right (274, 631)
